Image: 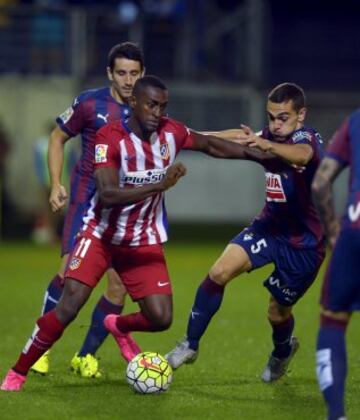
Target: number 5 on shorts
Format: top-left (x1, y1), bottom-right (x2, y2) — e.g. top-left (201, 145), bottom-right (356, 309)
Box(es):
top-left (250, 238), bottom-right (267, 254)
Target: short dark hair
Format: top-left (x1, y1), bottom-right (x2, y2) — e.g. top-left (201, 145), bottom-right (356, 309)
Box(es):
top-left (268, 82), bottom-right (306, 112)
top-left (133, 75), bottom-right (167, 97)
top-left (107, 42), bottom-right (144, 71)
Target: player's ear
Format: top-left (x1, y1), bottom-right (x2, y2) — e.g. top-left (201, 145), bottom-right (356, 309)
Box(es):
top-left (298, 107), bottom-right (306, 123)
top-left (141, 67), bottom-right (146, 77)
top-left (107, 66), bottom-right (114, 82)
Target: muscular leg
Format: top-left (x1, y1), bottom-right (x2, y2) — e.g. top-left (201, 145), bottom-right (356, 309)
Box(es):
top-left (77, 268), bottom-right (127, 357)
top-left (104, 294), bottom-right (172, 362)
top-left (186, 244), bottom-right (252, 350)
top-left (261, 295), bottom-right (300, 383)
top-left (267, 296), bottom-right (294, 358)
top-left (12, 279), bottom-right (92, 377)
top-left (316, 309), bottom-right (350, 420)
top-left (30, 254), bottom-right (69, 374)
top-left (166, 244), bottom-right (251, 368)
top-left (114, 294), bottom-right (173, 333)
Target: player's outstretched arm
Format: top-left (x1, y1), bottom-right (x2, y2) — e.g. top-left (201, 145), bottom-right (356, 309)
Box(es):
top-left (238, 124), bottom-right (313, 166)
top-left (189, 130), bottom-right (274, 162)
top-left (95, 162), bottom-right (187, 206)
top-left (197, 128), bottom-right (245, 141)
top-left (48, 126), bottom-right (70, 212)
top-left (312, 156), bottom-right (342, 248)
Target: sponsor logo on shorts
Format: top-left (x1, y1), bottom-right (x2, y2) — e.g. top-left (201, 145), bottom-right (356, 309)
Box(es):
top-left (157, 281), bottom-right (169, 287)
top-left (95, 144), bottom-right (108, 163)
top-left (59, 107), bottom-right (74, 124)
top-left (265, 172), bottom-right (286, 202)
top-left (69, 257), bottom-right (81, 270)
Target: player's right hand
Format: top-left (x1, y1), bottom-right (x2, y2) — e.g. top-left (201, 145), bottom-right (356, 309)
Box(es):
top-left (160, 162), bottom-right (187, 191)
top-left (49, 185), bottom-right (68, 212)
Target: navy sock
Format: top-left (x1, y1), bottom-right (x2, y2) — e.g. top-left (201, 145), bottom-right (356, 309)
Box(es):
top-left (78, 295), bottom-right (124, 357)
top-left (186, 275), bottom-right (225, 351)
top-left (316, 315), bottom-right (348, 420)
top-left (270, 315), bottom-right (295, 358)
top-left (41, 274), bottom-right (64, 315)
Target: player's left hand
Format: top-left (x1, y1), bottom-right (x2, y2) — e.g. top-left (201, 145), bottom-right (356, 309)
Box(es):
top-left (161, 162), bottom-right (187, 191)
top-left (235, 124), bottom-right (272, 152)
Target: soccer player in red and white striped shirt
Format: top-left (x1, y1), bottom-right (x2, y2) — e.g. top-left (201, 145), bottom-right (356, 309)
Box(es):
top-left (1, 75), bottom-right (262, 391)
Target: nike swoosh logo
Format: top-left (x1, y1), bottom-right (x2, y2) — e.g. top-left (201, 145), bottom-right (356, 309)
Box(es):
top-left (158, 281), bottom-right (169, 287)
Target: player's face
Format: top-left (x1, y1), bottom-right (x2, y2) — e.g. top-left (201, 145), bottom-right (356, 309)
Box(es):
top-left (131, 86), bottom-right (168, 133)
top-left (267, 100), bottom-right (306, 140)
top-left (107, 58), bottom-right (144, 103)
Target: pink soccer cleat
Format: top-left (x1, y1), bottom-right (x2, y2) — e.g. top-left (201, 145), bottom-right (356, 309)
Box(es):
top-left (1, 369), bottom-right (26, 391)
top-left (104, 315), bottom-right (141, 362)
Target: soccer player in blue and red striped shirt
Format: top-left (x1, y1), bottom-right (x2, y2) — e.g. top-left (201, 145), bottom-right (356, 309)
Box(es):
top-left (312, 109), bottom-right (360, 420)
top-left (166, 83), bottom-right (326, 383)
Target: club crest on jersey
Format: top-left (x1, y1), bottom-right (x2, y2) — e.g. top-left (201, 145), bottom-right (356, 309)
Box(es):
top-left (265, 172), bottom-right (286, 202)
top-left (69, 257), bottom-right (81, 270)
top-left (160, 144), bottom-right (170, 160)
top-left (59, 107), bottom-right (74, 124)
top-left (95, 144), bottom-right (108, 163)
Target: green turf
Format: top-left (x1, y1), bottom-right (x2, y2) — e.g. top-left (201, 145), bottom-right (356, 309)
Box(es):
top-left (0, 241), bottom-right (359, 420)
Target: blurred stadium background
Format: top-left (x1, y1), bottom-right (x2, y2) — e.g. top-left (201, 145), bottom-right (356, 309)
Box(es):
top-left (0, 0), bottom-right (359, 240)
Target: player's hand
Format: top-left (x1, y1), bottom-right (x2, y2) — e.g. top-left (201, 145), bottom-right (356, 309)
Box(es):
top-left (49, 184), bottom-right (68, 212)
top-left (235, 124), bottom-right (272, 152)
top-left (219, 128), bottom-right (247, 142)
top-left (327, 221), bottom-right (340, 250)
top-left (160, 162), bottom-right (187, 191)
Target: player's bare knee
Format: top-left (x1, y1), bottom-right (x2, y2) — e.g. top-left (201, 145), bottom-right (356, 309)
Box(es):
top-left (149, 310), bottom-right (172, 331)
top-left (209, 264), bottom-right (231, 285)
top-left (105, 284), bottom-right (127, 305)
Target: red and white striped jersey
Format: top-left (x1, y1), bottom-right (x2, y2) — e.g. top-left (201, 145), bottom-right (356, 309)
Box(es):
top-left (82, 116), bottom-right (195, 246)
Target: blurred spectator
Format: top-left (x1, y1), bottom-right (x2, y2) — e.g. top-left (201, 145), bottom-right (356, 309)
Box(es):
top-left (30, 0), bottom-right (66, 74)
top-left (142, 0), bottom-right (186, 78)
top-left (32, 120), bottom-right (77, 244)
top-left (0, 0), bottom-right (18, 72)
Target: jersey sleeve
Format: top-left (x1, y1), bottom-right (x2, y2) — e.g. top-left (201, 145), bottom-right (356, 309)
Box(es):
top-left (170, 120), bottom-right (195, 150)
top-left (290, 130), bottom-right (314, 146)
top-left (325, 118), bottom-right (350, 167)
top-left (56, 95), bottom-right (88, 138)
top-left (94, 124), bottom-right (120, 169)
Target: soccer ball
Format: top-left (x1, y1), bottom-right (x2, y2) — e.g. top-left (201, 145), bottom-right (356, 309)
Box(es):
top-left (126, 352), bottom-right (173, 394)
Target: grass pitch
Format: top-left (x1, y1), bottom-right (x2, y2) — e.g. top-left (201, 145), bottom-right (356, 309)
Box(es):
top-left (0, 240), bottom-right (359, 420)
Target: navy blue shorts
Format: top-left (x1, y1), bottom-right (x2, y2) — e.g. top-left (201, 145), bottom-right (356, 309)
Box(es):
top-left (230, 226), bottom-right (325, 306)
top-left (321, 228), bottom-right (360, 312)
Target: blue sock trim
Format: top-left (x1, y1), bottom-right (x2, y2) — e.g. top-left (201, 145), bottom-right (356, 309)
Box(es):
top-left (41, 274), bottom-right (64, 315)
